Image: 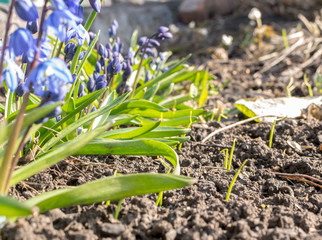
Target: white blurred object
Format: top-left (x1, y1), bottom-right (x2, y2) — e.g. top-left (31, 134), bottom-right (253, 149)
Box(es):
top-left (248, 8), bottom-right (262, 20)
top-left (222, 34), bottom-right (233, 46)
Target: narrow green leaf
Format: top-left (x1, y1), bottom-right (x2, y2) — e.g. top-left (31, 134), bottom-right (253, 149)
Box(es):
top-left (111, 99), bottom-right (168, 115)
top-left (100, 121), bottom-right (160, 139)
top-left (0, 196), bottom-right (33, 217)
top-left (0, 103), bottom-right (4, 113)
top-left (159, 116), bottom-right (198, 127)
top-left (74, 138), bottom-right (181, 174)
top-left (11, 123), bottom-right (114, 187)
top-left (158, 94), bottom-right (191, 108)
top-left (199, 84), bottom-right (208, 108)
top-left (127, 109), bottom-right (205, 119)
top-left (130, 29), bottom-right (139, 49)
top-left (138, 127), bottom-right (190, 138)
top-left (26, 174), bottom-right (194, 213)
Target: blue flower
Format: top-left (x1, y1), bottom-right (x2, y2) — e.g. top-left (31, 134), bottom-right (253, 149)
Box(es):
top-left (22, 37), bottom-right (51, 63)
top-left (9, 28), bottom-right (34, 56)
top-left (65, 24), bottom-right (89, 46)
top-left (43, 10), bottom-right (80, 42)
top-left (23, 58), bottom-right (73, 101)
top-left (89, 0), bottom-right (101, 13)
top-left (51, 0), bottom-right (81, 22)
top-left (14, 0), bottom-right (39, 22)
top-left (1, 57), bottom-right (24, 92)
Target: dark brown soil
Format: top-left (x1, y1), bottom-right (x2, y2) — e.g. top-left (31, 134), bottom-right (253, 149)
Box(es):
top-left (2, 5), bottom-right (322, 240)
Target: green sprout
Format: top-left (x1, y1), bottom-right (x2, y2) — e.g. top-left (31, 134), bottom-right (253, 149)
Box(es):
top-left (303, 74), bottom-right (313, 97)
top-left (220, 138), bottom-right (237, 171)
top-left (226, 159), bottom-right (248, 201)
top-left (269, 117), bottom-right (286, 148)
top-left (282, 29), bottom-right (289, 49)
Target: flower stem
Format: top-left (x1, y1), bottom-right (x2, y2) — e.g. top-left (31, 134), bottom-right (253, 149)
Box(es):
top-left (130, 47), bottom-right (148, 99)
top-left (0, 92), bottom-right (30, 194)
top-left (3, 125), bottom-right (31, 193)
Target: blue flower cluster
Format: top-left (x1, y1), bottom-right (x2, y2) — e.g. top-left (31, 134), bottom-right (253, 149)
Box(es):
top-left (1, 0), bottom-right (103, 122)
top-left (1, 0), bottom-right (174, 124)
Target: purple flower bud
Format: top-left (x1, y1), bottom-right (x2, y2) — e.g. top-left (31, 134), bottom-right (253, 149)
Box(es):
top-left (9, 28), bottom-right (34, 56)
top-left (91, 106), bottom-right (96, 112)
top-left (72, 74), bottom-right (77, 82)
top-left (145, 71), bottom-right (151, 83)
top-left (148, 39), bottom-right (160, 47)
top-left (14, 0), bottom-right (39, 22)
top-left (78, 83), bottom-right (85, 98)
top-left (26, 21), bottom-right (38, 34)
top-left (119, 42), bottom-right (124, 53)
top-left (77, 127), bottom-right (83, 135)
top-left (157, 32), bottom-right (173, 40)
top-left (93, 71), bottom-right (99, 81)
top-left (123, 62), bottom-right (133, 77)
top-left (89, 0), bottom-right (101, 13)
top-left (15, 83), bottom-right (25, 97)
top-left (89, 32), bottom-right (96, 41)
top-left (56, 115), bottom-right (62, 122)
top-left (79, 51), bottom-right (86, 60)
top-left (95, 61), bottom-right (102, 73)
top-left (64, 42), bottom-right (77, 61)
top-left (112, 43), bottom-right (119, 53)
top-left (106, 43), bottom-right (112, 50)
top-left (98, 43), bottom-right (106, 57)
top-left (138, 36), bottom-right (148, 46)
top-left (87, 76), bottom-right (95, 92)
top-left (158, 26), bottom-right (169, 34)
top-left (95, 79), bottom-right (107, 90)
top-left (108, 24), bottom-right (118, 37)
top-left (99, 57), bottom-right (105, 68)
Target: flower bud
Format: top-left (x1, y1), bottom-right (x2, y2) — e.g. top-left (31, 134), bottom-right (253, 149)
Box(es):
top-left (15, 0), bottom-right (39, 22)
top-left (87, 75), bottom-right (95, 93)
top-left (95, 61), bottom-right (102, 73)
top-left (26, 21), bottom-right (38, 34)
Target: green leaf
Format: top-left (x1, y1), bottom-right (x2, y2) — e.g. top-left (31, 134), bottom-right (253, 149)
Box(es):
top-left (127, 109), bottom-right (205, 119)
top-left (74, 138), bottom-right (181, 174)
top-left (10, 123), bottom-right (114, 187)
top-left (26, 173), bottom-right (194, 213)
top-left (130, 29), bottom-right (139, 49)
top-left (235, 103), bottom-right (258, 122)
top-left (199, 84), bottom-right (208, 108)
top-left (158, 94), bottom-right (191, 108)
top-left (99, 121), bottom-right (160, 139)
top-left (159, 116), bottom-right (198, 127)
top-left (111, 99), bottom-right (168, 115)
top-left (0, 195), bottom-right (33, 217)
top-left (137, 127), bottom-right (190, 138)
top-left (0, 103), bottom-right (4, 114)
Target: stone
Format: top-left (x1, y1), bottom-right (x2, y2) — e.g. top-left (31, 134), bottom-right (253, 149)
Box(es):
top-left (101, 223), bottom-right (126, 236)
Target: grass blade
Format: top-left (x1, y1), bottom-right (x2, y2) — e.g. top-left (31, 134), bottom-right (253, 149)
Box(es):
top-left (74, 138), bottom-right (181, 174)
top-left (26, 173), bottom-right (194, 213)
